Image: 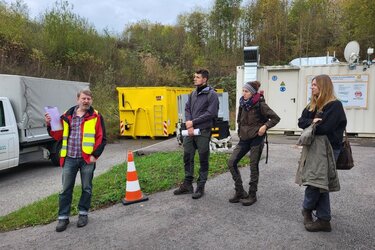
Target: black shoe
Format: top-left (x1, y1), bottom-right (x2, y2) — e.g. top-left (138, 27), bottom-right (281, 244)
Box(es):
top-left (229, 189), bottom-right (249, 203)
top-left (192, 186), bottom-right (204, 199)
top-left (240, 192), bottom-right (257, 206)
top-left (77, 215), bottom-right (88, 228)
top-left (56, 219), bottom-right (69, 232)
top-left (173, 183), bottom-right (193, 195)
top-left (305, 218), bottom-right (332, 232)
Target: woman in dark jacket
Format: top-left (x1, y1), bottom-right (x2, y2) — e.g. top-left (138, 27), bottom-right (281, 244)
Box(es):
top-left (298, 74), bottom-right (347, 232)
top-left (227, 81), bottom-right (280, 206)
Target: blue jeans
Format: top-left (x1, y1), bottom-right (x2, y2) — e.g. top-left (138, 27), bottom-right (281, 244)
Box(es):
top-left (58, 157), bottom-right (95, 220)
top-left (303, 149), bottom-right (340, 221)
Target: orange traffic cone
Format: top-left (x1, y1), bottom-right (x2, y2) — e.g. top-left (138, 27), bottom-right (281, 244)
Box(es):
top-left (122, 150), bottom-right (148, 205)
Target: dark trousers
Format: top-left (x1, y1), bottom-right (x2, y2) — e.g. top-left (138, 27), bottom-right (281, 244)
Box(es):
top-left (183, 129), bottom-right (211, 187)
top-left (227, 136), bottom-right (264, 192)
top-left (303, 149), bottom-right (340, 221)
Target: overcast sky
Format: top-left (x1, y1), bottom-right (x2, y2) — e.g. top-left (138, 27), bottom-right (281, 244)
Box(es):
top-left (8, 0), bottom-right (214, 34)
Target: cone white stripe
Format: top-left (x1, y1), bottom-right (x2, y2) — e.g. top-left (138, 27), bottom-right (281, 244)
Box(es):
top-left (126, 180), bottom-right (141, 192)
top-left (127, 161), bottom-right (136, 172)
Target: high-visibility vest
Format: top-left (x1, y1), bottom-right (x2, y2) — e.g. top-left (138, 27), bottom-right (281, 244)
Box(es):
top-left (60, 115), bottom-right (98, 157)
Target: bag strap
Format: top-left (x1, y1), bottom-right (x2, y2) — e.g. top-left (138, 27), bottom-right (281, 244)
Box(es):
top-left (265, 133), bottom-right (268, 164)
top-left (344, 129), bottom-right (349, 143)
top-left (257, 100), bottom-right (269, 164)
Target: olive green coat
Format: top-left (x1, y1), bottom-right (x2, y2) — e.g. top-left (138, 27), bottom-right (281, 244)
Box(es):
top-left (295, 135), bottom-right (340, 192)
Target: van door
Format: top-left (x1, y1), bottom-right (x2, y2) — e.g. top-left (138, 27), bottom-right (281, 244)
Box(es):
top-left (0, 99), bottom-right (18, 170)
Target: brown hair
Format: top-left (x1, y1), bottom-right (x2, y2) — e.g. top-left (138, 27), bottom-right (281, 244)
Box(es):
top-left (249, 81), bottom-right (261, 91)
top-left (308, 74), bottom-right (336, 112)
top-left (77, 89), bottom-right (92, 98)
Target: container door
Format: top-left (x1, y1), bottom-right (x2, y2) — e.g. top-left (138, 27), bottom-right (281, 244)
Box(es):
top-left (266, 70), bottom-right (299, 130)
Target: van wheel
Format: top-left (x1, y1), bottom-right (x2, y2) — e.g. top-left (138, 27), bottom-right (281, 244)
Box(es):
top-left (50, 141), bottom-right (62, 166)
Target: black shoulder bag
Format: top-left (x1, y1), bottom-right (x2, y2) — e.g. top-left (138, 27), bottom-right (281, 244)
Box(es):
top-left (336, 129), bottom-right (354, 170)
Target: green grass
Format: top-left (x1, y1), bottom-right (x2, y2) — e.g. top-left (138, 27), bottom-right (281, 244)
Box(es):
top-left (0, 151), bottom-right (249, 232)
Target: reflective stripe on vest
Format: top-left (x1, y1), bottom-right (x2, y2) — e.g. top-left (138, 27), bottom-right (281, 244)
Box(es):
top-left (60, 112), bottom-right (98, 157)
top-left (82, 117), bottom-right (98, 154)
top-left (60, 121), bottom-right (69, 157)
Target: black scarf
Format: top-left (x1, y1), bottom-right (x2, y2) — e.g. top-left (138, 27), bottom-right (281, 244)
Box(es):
top-left (239, 93), bottom-right (261, 111)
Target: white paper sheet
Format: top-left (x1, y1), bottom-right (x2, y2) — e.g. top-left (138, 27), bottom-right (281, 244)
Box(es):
top-left (181, 129), bottom-right (201, 136)
top-left (44, 106), bottom-right (62, 131)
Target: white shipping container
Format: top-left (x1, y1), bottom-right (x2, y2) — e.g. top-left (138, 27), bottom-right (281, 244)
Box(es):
top-left (236, 64), bottom-right (375, 136)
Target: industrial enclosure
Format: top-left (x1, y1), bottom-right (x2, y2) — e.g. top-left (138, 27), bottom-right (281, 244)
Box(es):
top-left (236, 64), bottom-right (375, 136)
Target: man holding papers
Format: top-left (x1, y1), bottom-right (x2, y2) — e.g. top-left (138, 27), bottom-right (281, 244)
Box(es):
top-left (174, 69), bottom-right (219, 199)
top-left (45, 89), bottom-right (106, 232)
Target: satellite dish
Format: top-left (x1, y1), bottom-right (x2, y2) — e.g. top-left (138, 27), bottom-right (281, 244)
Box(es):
top-left (344, 41), bottom-right (360, 64)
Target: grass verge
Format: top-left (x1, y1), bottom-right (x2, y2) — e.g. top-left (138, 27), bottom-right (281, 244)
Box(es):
top-left (0, 151), bottom-right (249, 232)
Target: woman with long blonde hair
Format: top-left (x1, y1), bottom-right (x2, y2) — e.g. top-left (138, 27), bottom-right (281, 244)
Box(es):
top-left (297, 74), bottom-right (347, 232)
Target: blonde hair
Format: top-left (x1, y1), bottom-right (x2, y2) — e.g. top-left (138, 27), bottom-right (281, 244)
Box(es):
top-left (308, 74), bottom-right (336, 112)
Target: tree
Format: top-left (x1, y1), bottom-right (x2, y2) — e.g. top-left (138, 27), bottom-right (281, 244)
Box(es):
top-left (0, 0), bottom-right (33, 73)
top-left (339, 0), bottom-right (375, 59)
top-left (209, 0), bottom-right (243, 50)
top-left (288, 0), bottom-right (341, 61)
top-left (242, 0), bottom-right (289, 65)
top-left (177, 11), bottom-right (208, 70)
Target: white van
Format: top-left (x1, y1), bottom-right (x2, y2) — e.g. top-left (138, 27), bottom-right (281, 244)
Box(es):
top-left (0, 74), bottom-right (89, 170)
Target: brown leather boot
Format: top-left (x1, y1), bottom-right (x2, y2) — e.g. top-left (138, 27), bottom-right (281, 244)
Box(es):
top-left (173, 182), bottom-right (193, 195)
top-left (240, 191), bottom-right (257, 206)
top-left (302, 208), bottom-right (313, 225)
top-left (229, 188), bottom-right (249, 203)
top-left (305, 218), bottom-right (332, 232)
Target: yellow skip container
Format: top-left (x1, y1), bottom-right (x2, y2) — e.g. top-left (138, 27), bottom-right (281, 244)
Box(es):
top-left (117, 87), bottom-right (193, 138)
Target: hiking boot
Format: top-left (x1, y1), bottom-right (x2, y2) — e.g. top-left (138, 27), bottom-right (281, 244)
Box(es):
top-left (77, 214), bottom-right (88, 228)
top-left (240, 191), bottom-right (257, 206)
top-left (229, 189), bottom-right (249, 203)
top-left (305, 218), bottom-right (332, 232)
top-left (56, 219), bottom-right (69, 232)
top-left (173, 182), bottom-right (193, 195)
top-left (192, 186), bottom-right (205, 199)
top-left (302, 208), bottom-right (313, 225)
